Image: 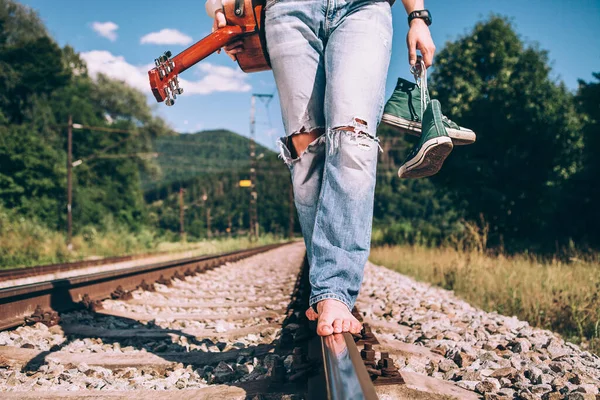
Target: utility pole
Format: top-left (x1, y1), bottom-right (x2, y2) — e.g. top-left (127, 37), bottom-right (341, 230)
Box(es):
top-left (179, 187), bottom-right (185, 242)
top-left (288, 183), bottom-right (294, 239)
top-left (206, 207), bottom-right (212, 238)
top-left (67, 115), bottom-right (73, 250)
top-left (249, 95), bottom-right (258, 241)
top-left (248, 93), bottom-right (273, 241)
top-left (64, 120), bottom-right (139, 250)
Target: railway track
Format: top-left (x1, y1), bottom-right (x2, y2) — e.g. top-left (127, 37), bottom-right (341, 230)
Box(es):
top-left (0, 242), bottom-right (410, 399)
top-left (3, 243), bottom-right (596, 399)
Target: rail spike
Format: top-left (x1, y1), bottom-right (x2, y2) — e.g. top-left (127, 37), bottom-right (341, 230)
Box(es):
top-left (81, 294), bottom-right (103, 312)
top-left (24, 305), bottom-right (60, 327)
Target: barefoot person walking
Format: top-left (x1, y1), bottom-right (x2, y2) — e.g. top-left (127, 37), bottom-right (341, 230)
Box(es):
top-left (206, 0), bottom-right (436, 336)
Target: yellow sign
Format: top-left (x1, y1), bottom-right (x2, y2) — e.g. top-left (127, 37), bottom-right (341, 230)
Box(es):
top-left (239, 180), bottom-right (252, 187)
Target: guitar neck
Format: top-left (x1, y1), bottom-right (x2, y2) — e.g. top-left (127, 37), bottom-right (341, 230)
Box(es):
top-left (172, 25), bottom-right (247, 75)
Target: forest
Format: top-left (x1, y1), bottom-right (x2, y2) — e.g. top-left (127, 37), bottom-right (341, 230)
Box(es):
top-left (1, 0), bottom-right (599, 267)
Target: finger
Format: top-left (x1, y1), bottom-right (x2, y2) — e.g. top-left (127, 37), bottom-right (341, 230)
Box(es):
top-left (228, 53), bottom-right (237, 62)
top-left (351, 320), bottom-right (362, 334)
top-left (227, 48), bottom-right (244, 55)
top-left (407, 39), bottom-right (417, 66)
top-left (224, 42), bottom-right (244, 51)
top-left (421, 47), bottom-right (434, 68)
top-left (215, 10), bottom-right (227, 28)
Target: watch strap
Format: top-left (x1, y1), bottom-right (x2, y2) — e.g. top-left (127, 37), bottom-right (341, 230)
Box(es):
top-left (408, 9), bottom-right (432, 26)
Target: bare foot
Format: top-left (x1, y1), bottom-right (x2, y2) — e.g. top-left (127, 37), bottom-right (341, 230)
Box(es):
top-left (305, 307), bottom-right (318, 321)
top-left (315, 299), bottom-right (362, 336)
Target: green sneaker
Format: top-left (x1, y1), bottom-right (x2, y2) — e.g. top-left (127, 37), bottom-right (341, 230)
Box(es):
top-left (398, 99), bottom-right (453, 179)
top-left (382, 78), bottom-right (476, 146)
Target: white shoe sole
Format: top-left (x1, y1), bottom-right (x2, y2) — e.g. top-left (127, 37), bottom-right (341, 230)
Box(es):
top-left (382, 113), bottom-right (476, 146)
top-left (398, 136), bottom-right (453, 179)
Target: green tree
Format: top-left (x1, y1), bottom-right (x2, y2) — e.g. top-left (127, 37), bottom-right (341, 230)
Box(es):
top-left (561, 73), bottom-right (600, 248)
top-left (430, 15), bottom-right (583, 252)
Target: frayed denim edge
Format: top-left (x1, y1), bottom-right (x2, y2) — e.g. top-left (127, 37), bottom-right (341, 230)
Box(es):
top-left (276, 129), bottom-right (326, 167)
top-left (309, 292), bottom-right (353, 312)
top-left (327, 129), bottom-right (384, 156)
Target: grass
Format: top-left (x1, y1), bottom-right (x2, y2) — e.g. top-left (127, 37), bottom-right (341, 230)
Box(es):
top-left (0, 207), bottom-right (286, 269)
top-left (370, 245), bottom-right (600, 355)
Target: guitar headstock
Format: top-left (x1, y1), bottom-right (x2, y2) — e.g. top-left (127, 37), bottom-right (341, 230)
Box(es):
top-left (148, 51), bottom-right (184, 106)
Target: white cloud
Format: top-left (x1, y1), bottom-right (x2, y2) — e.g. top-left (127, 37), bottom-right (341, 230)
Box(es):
top-left (140, 29), bottom-right (193, 46)
top-left (91, 21), bottom-right (118, 42)
top-left (80, 50), bottom-right (251, 97)
top-left (180, 63), bottom-right (251, 95)
top-left (80, 50), bottom-right (149, 92)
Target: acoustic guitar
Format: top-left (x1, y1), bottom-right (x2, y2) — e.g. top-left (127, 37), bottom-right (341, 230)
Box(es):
top-left (148, 0), bottom-right (270, 106)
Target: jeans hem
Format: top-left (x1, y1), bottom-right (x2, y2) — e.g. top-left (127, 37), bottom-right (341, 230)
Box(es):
top-left (309, 293), bottom-right (353, 312)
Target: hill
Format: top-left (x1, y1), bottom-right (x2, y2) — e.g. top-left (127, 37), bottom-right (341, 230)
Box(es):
top-left (142, 129), bottom-right (275, 192)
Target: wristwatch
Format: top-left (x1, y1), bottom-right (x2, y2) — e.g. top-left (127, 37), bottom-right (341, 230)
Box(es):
top-left (408, 9), bottom-right (432, 26)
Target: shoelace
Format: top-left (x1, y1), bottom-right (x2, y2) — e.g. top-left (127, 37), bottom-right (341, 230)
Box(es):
top-left (410, 58), bottom-right (458, 129)
top-left (410, 57), bottom-right (428, 121)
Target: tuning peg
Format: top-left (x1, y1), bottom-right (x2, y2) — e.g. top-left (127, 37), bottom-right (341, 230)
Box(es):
top-left (164, 50), bottom-right (172, 58)
top-left (174, 88), bottom-right (184, 95)
top-left (164, 87), bottom-right (174, 106)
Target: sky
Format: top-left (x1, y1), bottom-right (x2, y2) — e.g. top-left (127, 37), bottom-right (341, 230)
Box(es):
top-left (18, 0), bottom-right (600, 149)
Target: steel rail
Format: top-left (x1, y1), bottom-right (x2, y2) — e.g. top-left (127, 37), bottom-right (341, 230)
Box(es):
top-left (0, 250), bottom-right (177, 282)
top-left (321, 332), bottom-right (379, 400)
top-left (0, 242), bottom-right (288, 331)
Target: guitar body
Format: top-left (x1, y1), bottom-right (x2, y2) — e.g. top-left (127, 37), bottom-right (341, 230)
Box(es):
top-left (223, 0), bottom-right (270, 73)
top-left (148, 0), bottom-right (270, 104)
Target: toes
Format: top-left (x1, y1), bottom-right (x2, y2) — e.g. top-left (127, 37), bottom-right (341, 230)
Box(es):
top-left (317, 312), bottom-right (335, 336)
top-left (342, 319), bottom-right (351, 332)
top-left (350, 320), bottom-right (362, 334)
top-left (305, 308), bottom-right (318, 321)
top-left (332, 319), bottom-right (343, 334)
top-left (317, 320), bottom-right (334, 336)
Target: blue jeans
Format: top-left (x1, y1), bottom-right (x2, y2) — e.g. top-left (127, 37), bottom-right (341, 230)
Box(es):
top-left (265, 0), bottom-right (393, 311)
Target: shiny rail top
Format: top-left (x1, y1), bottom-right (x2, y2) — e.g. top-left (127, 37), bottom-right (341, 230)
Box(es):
top-left (321, 332), bottom-right (379, 400)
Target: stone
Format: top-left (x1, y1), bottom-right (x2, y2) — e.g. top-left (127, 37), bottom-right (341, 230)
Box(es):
top-left (525, 366), bottom-right (544, 384)
top-left (454, 351), bottom-right (475, 368)
top-left (518, 389), bottom-right (538, 400)
top-left (462, 370), bottom-right (481, 381)
top-left (213, 361), bottom-right (235, 384)
top-left (573, 385), bottom-right (599, 395)
top-left (444, 331), bottom-right (463, 342)
top-left (546, 339), bottom-right (569, 360)
top-left (483, 394), bottom-right (511, 400)
top-left (511, 338), bottom-right (531, 353)
top-left (490, 367), bottom-right (518, 379)
top-left (438, 359), bottom-right (458, 373)
top-left (476, 379), bottom-right (501, 394)
top-left (456, 380), bottom-right (480, 391)
top-left (549, 361), bottom-right (568, 373)
top-left (566, 394), bottom-right (596, 400)
top-left (542, 391), bottom-right (565, 400)
top-left (531, 384), bottom-right (553, 395)
top-left (480, 351), bottom-right (502, 363)
top-left (497, 388), bottom-right (515, 398)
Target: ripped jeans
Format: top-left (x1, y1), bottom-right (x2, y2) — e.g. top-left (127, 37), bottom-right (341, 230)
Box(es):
top-left (265, 0), bottom-right (392, 311)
